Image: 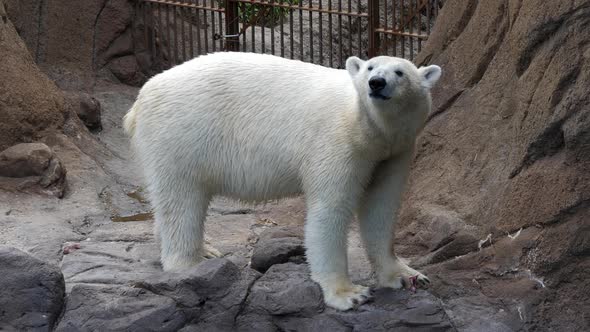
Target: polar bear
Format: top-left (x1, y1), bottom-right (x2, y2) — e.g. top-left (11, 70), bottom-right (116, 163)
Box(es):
top-left (123, 52), bottom-right (441, 311)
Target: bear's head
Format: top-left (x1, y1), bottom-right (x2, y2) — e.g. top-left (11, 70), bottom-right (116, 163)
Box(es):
top-left (346, 56), bottom-right (441, 107)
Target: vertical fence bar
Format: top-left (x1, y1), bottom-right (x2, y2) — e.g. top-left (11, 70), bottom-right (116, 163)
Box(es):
top-left (298, 0), bottom-right (303, 61)
top-left (203, 0), bottom-right (209, 52)
top-left (368, 0), bottom-right (379, 58)
top-left (401, 0), bottom-right (405, 58)
top-left (270, 0), bottom-right (275, 55)
top-left (173, 4), bottom-right (179, 63)
top-left (166, 4), bottom-right (173, 63)
top-left (158, 3), bottom-right (164, 61)
top-left (195, 1), bottom-right (202, 54)
top-left (225, 0), bottom-right (240, 51)
top-left (251, 13), bottom-right (256, 52)
top-left (328, 0), bottom-right (333, 67)
top-left (152, 2), bottom-right (158, 60)
top-left (289, 5), bottom-right (294, 58)
top-left (392, 0), bottom-right (397, 56)
top-left (242, 7), bottom-right (247, 52)
top-left (309, 0), bottom-right (314, 63)
top-left (261, 3), bottom-right (266, 53)
top-left (280, 0), bottom-right (285, 57)
top-left (383, 0), bottom-right (388, 55)
top-left (338, 0), bottom-right (343, 67)
top-left (318, 0), bottom-right (323, 64)
top-left (356, 0), bottom-right (361, 57)
top-left (347, 0), bottom-right (352, 59)
top-left (411, 0), bottom-right (416, 59)
top-left (217, 2), bottom-right (223, 50)
top-left (412, 0), bottom-right (416, 60)
top-left (180, 4), bottom-right (186, 61)
top-left (210, 0), bottom-right (216, 51)
top-left (417, 0), bottom-right (421, 53)
top-left (188, 3), bottom-right (194, 58)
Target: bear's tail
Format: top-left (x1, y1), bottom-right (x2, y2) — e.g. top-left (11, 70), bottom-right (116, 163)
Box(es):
top-left (123, 101), bottom-right (140, 137)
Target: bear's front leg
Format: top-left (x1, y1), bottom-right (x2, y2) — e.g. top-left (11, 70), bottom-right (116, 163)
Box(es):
top-left (305, 199), bottom-right (371, 311)
top-left (359, 154), bottom-right (430, 290)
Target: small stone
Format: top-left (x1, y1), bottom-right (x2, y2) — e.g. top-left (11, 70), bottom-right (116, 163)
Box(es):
top-left (242, 263), bottom-right (324, 316)
top-left (250, 236), bottom-right (305, 273)
top-left (65, 92), bottom-right (102, 131)
top-left (62, 242), bottom-right (81, 254)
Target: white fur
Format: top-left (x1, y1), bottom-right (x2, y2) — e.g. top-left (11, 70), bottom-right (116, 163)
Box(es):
top-left (123, 52), bottom-right (441, 311)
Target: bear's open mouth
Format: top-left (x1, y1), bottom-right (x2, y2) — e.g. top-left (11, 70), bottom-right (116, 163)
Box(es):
top-left (369, 93), bottom-right (391, 100)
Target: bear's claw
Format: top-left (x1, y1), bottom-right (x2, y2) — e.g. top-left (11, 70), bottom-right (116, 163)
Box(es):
top-left (407, 274), bottom-right (430, 292)
top-left (203, 241), bottom-right (223, 258)
top-left (324, 284), bottom-right (372, 311)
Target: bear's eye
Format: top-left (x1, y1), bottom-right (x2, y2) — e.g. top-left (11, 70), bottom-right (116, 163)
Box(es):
top-left (395, 70), bottom-right (404, 77)
top-left (368, 66), bottom-right (373, 71)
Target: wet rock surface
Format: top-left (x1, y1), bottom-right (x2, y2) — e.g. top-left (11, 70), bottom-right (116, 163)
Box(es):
top-left (0, 247), bottom-right (65, 331)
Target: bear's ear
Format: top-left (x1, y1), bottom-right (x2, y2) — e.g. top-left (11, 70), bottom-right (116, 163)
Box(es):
top-left (346, 56), bottom-right (364, 77)
top-left (418, 65), bottom-right (442, 90)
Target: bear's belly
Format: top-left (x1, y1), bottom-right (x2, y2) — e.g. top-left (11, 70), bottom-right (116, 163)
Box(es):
top-left (211, 158), bottom-right (303, 202)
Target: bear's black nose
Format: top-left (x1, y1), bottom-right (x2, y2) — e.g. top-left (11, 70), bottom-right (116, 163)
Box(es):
top-left (369, 77), bottom-right (386, 92)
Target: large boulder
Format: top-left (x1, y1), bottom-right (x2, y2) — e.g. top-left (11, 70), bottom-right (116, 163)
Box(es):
top-left (398, 0), bottom-right (590, 330)
top-left (0, 247), bottom-right (65, 331)
top-left (0, 143), bottom-right (67, 197)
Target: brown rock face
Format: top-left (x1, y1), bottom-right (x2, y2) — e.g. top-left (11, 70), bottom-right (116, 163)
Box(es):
top-left (3, 0), bottom-right (144, 87)
top-left (0, 0), bottom-right (67, 151)
top-left (109, 55), bottom-right (146, 87)
top-left (399, 0), bottom-right (590, 330)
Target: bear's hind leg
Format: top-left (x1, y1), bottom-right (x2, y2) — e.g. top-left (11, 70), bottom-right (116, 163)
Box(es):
top-left (150, 178), bottom-right (212, 271)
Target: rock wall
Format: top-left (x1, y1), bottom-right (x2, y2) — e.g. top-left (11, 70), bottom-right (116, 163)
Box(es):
top-left (397, 0), bottom-right (590, 330)
top-left (4, 0), bottom-right (146, 87)
top-left (0, 0), bottom-right (67, 151)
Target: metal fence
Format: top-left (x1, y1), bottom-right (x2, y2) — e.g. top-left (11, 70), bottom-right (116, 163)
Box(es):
top-left (137, 0), bottom-right (441, 69)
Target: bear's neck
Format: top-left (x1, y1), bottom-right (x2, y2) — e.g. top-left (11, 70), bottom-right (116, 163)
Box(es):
top-left (351, 98), bottom-right (428, 161)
